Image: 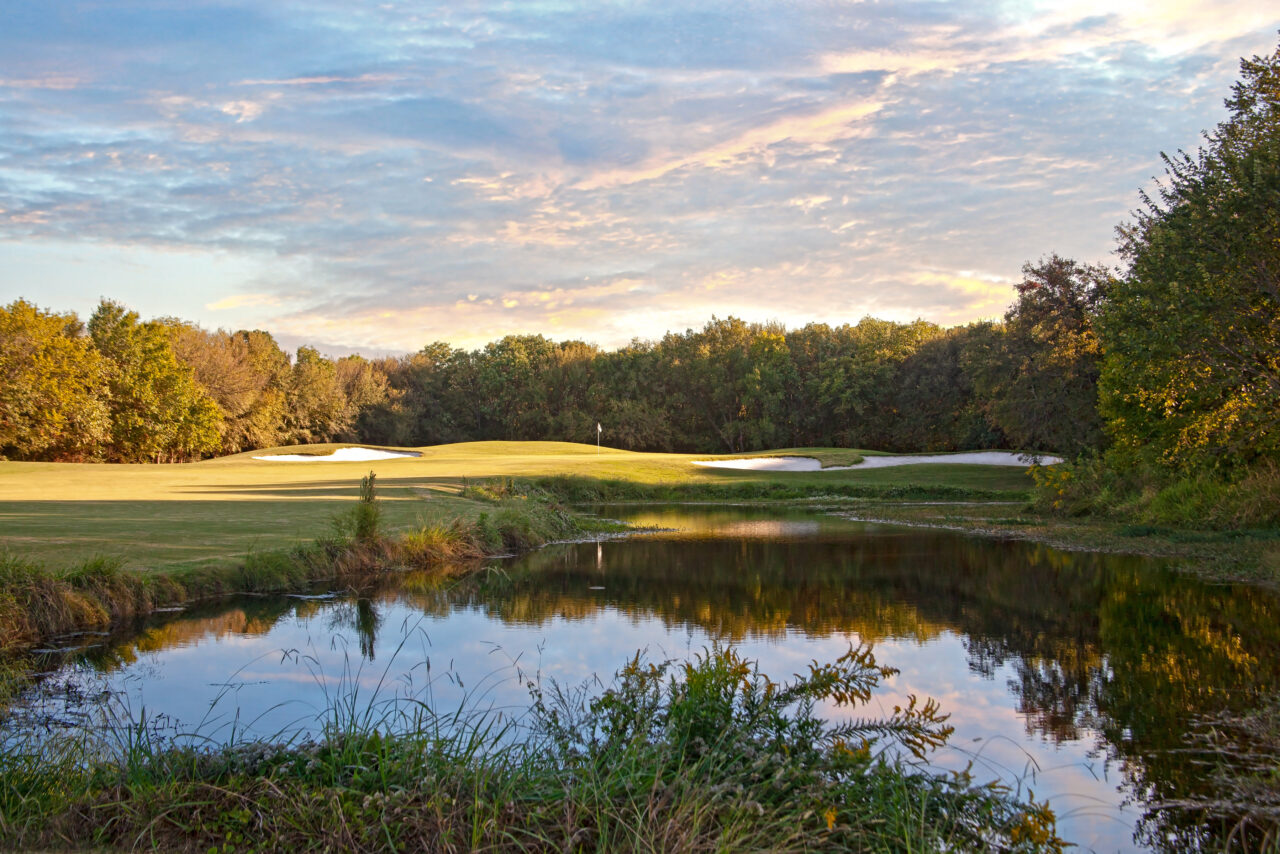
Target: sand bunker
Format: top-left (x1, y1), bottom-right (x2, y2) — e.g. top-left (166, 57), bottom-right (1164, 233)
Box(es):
top-left (692, 451), bottom-right (1062, 472)
top-left (694, 457), bottom-right (826, 471)
top-left (253, 447), bottom-right (421, 462)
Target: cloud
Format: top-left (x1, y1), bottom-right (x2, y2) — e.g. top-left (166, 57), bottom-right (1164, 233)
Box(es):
top-left (0, 75), bottom-right (84, 90)
top-left (573, 98), bottom-right (885, 191)
top-left (0, 1), bottom-right (1277, 352)
top-left (205, 293), bottom-right (281, 311)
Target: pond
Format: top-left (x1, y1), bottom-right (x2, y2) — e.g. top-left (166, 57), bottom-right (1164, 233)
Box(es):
top-left (14, 504), bottom-right (1280, 853)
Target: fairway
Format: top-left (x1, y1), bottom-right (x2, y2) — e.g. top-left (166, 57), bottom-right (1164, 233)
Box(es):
top-left (0, 441), bottom-right (1037, 573)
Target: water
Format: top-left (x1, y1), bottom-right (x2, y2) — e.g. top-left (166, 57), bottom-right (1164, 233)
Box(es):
top-left (14, 505), bottom-right (1280, 853)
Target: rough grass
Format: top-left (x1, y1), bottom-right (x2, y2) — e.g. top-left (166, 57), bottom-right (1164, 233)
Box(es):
top-left (1033, 457), bottom-right (1280, 531)
top-left (0, 645), bottom-right (1064, 853)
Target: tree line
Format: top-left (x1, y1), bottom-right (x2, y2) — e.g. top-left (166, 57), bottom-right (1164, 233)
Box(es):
top-left (0, 253), bottom-right (1105, 463)
top-left (3, 40), bottom-right (1276, 484)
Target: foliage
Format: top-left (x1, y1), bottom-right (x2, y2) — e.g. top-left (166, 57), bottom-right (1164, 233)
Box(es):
top-left (1101, 40), bottom-right (1280, 472)
top-left (331, 470), bottom-right (382, 544)
top-left (1033, 456), bottom-right (1280, 530)
top-left (0, 280), bottom-right (1109, 459)
top-left (977, 256), bottom-right (1110, 457)
top-left (0, 299), bottom-right (109, 461)
top-left (88, 300), bottom-right (222, 462)
top-left (0, 646), bottom-right (1064, 852)
top-left (164, 322), bottom-right (292, 453)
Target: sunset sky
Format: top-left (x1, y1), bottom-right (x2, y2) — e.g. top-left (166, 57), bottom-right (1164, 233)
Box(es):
top-left (2, 1), bottom-right (1278, 355)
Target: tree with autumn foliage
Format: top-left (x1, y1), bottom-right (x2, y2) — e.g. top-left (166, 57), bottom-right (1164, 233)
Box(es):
top-left (88, 300), bottom-right (223, 463)
top-left (0, 299), bottom-right (110, 460)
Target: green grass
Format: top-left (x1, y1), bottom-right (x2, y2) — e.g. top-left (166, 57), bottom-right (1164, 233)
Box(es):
top-left (0, 645), bottom-right (1065, 853)
top-left (0, 441), bottom-right (1036, 574)
top-left (0, 441), bottom-right (1041, 648)
top-left (0, 477), bottom-right (586, 649)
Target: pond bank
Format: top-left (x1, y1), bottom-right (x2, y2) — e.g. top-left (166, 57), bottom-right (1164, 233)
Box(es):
top-left (527, 474), bottom-right (1280, 586)
top-left (824, 499), bottom-right (1280, 587)
top-left (0, 481), bottom-right (600, 652)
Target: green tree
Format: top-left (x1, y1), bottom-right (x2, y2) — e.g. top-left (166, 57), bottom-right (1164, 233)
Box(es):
top-left (88, 300), bottom-right (222, 462)
top-left (660, 317), bottom-right (796, 452)
top-left (1101, 40), bottom-right (1280, 470)
top-left (976, 256), bottom-right (1110, 457)
top-left (890, 324), bottom-right (1002, 452)
top-left (0, 299), bottom-right (109, 460)
top-left (284, 346), bottom-right (347, 443)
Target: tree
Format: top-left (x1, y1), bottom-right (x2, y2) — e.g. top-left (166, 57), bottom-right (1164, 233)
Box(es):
top-left (88, 300), bottom-right (222, 462)
top-left (1101, 40), bottom-right (1280, 470)
top-left (659, 317), bottom-right (796, 452)
top-left (284, 346), bottom-right (347, 444)
top-left (0, 299), bottom-right (109, 460)
top-left (164, 321), bottom-right (292, 453)
top-left (890, 324), bottom-right (1003, 452)
top-left (976, 256), bottom-right (1110, 457)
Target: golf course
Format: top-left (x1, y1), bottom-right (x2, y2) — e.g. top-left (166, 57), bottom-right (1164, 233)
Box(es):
top-left (0, 441), bottom-right (1035, 575)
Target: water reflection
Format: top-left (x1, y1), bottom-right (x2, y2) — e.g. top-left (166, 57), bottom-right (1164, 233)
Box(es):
top-left (18, 505), bottom-right (1280, 853)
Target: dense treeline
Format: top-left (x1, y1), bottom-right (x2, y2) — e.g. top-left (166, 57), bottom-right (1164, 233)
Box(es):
top-left (3, 39), bottom-right (1277, 500)
top-left (0, 254), bottom-right (1105, 462)
top-left (1038, 40), bottom-right (1280, 528)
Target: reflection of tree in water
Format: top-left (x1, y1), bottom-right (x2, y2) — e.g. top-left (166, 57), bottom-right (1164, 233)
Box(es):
top-left (49, 520), bottom-right (1280, 851)
top-left (406, 531), bottom-right (1280, 852)
top-left (327, 598), bottom-right (382, 661)
top-left (70, 596), bottom-right (315, 673)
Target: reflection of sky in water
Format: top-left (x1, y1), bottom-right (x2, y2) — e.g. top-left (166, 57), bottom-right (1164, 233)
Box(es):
top-left (32, 504), bottom-right (1256, 854)
top-left (56, 602), bottom-right (1136, 853)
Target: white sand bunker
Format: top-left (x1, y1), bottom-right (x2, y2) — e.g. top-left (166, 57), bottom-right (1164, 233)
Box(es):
top-left (693, 451), bottom-right (1062, 472)
top-left (694, 457), bottom-right (826, 471)
top-left (253, 447), bottom-right (421, 462)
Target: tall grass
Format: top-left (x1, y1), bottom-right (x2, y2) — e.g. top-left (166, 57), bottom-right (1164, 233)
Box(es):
top-left (1032, 457), bottom-right (1280, 531)
top-left (0, 644), bottom-right (1065, 852)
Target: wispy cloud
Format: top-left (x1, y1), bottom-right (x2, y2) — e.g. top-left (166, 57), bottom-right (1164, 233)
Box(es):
top-left (1, 1), bottom-right (1276, 351)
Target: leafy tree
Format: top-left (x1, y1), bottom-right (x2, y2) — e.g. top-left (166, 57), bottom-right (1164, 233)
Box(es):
top-left (1101, 40), bottom-right (1280, 470)
top-left (333, 355), bottom-right (390, 440)
top-left (0, 299), bottom-right (109, 460)
top-left (660, 317), bottom-right (796, 452)
top-left (358, 343), bottom-right (473, 446)
top-left (88, 300), bottom-right (222, 462)
top-left (164, 321), bottom-right (292, 453)
top-left (284, 346), bottom-right (348, 444)
top-left (472, 335), bottom-right (562, 438)
top-left (890, 324), bottom-right (1002, 452)
top-left (976, 256), bottom-right (1110, 457)
top-left (807, 318), bottom-right (939, 448)
top-left (594, 342), bottom-right (675, 451)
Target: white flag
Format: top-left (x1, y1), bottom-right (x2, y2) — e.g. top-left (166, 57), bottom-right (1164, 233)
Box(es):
top-left (597, 422), bottom-right (602, 433)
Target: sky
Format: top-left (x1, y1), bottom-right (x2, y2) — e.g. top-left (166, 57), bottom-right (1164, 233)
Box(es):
top-left (2, 1), bottom-right (1278, 356)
